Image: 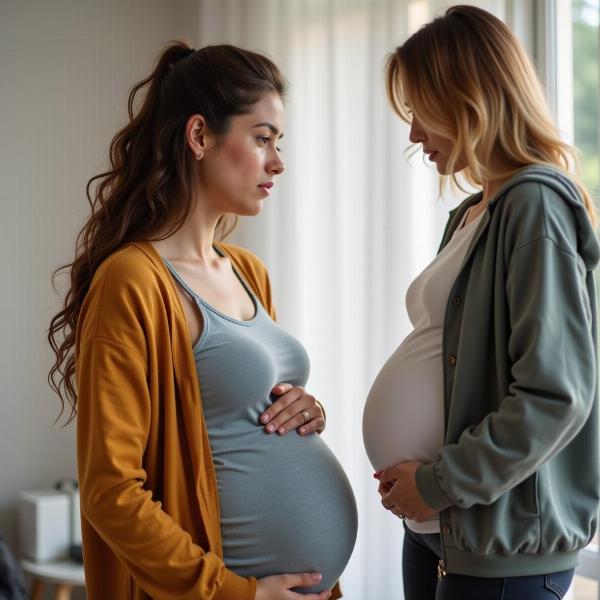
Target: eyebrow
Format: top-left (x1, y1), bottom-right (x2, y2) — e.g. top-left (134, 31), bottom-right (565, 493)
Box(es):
top-left (253, 122), bottom-right (284, 138)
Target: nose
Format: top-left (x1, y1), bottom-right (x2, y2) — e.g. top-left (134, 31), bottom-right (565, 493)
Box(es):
top-left (267, 150), bottom-right (285, 176)
top-left (409, 117), bottom-right (427, 145)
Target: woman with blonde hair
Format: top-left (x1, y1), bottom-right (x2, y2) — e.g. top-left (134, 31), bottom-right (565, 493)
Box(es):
top-left (48, 42), bottom-right (357, 600)
top-left (363, 5), bottom-right (599, 599)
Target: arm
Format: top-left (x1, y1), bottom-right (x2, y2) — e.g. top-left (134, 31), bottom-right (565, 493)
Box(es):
top-left (417, 235), bottom-right (596, 511)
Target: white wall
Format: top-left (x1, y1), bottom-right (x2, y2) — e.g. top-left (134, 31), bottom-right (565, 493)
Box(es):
top-left (0, 0), bottom-right (197, 593)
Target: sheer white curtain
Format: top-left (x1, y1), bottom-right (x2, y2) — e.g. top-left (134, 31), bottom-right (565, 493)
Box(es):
top-left (196, 1), bottom-right (505, 597)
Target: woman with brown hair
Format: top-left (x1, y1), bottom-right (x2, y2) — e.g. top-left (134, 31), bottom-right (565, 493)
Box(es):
top-left (363, 5), bottom-right (599, 599)
top-left (48, 43), bottom-right (357, 600)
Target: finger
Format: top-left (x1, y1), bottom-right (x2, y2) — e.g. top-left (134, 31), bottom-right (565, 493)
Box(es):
top-left (271, 382), bottom-right (294, 395)
top-left (378, 481), bottom-right (393, 497)
top-left (283, 572), bottom-right (324, 589)
top-left (298, 401), bottom-right (326, 435)
top-left (274, 401), bottom-right (314, 435)
top-left (298, 416), bottom-right (326, 436)
top-left (379, 465), bottom-right (401, 483)
top-left (269, 395), bottom-right (316, 434)
top-left (260, 387), bottom-right (305, 429)
top-left (381, 498), bottom-right (395, 511)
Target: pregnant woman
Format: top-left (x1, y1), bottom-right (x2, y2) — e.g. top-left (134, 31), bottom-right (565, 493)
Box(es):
top-left (47, 43), bottom-right (356, 600)
top-left (363, 6), bottom-right (598, 600)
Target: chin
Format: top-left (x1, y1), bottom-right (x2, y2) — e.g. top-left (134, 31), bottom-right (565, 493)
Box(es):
top-left (239, 201), bottom-right (264, 217)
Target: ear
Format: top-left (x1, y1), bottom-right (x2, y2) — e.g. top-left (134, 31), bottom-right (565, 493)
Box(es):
top-left (185, 114), bottom-right (215, 160)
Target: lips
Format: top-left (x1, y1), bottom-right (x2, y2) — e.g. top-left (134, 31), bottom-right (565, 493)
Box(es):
top-left (258, 181), bottom-right (273, 190)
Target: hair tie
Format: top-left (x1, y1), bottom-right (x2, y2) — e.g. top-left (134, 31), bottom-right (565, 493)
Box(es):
top-left (168, 47), bottom-right (195, 71)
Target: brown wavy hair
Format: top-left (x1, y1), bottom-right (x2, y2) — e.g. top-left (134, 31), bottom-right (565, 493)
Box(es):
top-left (385, 5), bottom-right (597, 226)
top-left (48, 42), bottom-right (286, 424)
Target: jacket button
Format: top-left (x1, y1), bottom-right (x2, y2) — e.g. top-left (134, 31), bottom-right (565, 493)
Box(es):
top-left (442, 524), bottom-right (451, 535)
top-left (452, 296), bottom-right (462, 306)
top-left (447, 355), bottom-right (457, 367)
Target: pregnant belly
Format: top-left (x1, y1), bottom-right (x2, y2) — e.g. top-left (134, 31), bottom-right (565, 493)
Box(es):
top-left (212, 431), bottom-right (357, 594)
top-left (362, 340), bottom-right (445, 471)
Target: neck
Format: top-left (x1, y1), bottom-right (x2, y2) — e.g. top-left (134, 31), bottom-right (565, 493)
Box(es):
top-left (153, 194), bottom-right (224, 262)
top-left (480, 152), bottom-right (519, 204)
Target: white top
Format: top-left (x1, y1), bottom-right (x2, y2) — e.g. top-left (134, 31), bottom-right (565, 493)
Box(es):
top-left (363, 211), bottom-right (483, 534)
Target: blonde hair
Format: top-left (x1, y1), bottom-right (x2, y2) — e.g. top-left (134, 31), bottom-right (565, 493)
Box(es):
top-left (385, 4), bottom-right (597, 227)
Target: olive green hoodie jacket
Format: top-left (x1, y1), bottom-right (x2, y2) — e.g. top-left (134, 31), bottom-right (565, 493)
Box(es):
top-left (416, 165), bottom-right (600, 577)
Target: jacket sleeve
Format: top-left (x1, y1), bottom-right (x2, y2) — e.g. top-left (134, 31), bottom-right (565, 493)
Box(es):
top-left (417, 234), bottom-right (597, 510)
top-left (77, 336), bottom-right (256, 600)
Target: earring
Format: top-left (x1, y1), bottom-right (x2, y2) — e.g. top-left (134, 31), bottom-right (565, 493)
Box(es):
top-left (195, 153), bottom-right (202, 160)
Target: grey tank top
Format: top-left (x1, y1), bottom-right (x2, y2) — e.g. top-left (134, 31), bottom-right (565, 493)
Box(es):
top-left (162, 254), bottom-right (357, 593)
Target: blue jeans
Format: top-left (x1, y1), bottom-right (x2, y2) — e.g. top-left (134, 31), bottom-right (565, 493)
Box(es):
top-left (402, 525), bottom-right (574, 600)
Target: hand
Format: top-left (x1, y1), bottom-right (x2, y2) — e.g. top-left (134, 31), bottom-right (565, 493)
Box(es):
top-left (255, 573), bottom-right (331, 600)
top-left (375, 461), bottom-right (438, 522)
top-left (260, 383), bottom-right (326, 436)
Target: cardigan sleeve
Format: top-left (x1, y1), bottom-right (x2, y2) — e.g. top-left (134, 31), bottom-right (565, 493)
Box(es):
top-left (77, 337), bottom-right (256, 600)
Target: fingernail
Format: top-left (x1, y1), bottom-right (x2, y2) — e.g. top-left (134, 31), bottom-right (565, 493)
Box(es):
top-left (260, 414), bottom-right (270, 423)
top-left (374, 471), bottom-right (382, 479)
top-left (300, 427), bottom-right (306, 434)
top-left (266, 424), bottom-right (275, 432)
top-left (278, 426), bottom-right (286, 434)
top-left (312, 573), bottom-right (322, 581)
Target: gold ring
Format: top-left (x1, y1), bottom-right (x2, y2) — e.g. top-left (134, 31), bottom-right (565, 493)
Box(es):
top-left (301, 410), bottom-right (311, 424)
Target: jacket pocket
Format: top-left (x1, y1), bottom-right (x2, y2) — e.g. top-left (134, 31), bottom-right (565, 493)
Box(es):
top-left (518, 471), bottom-right (540, 517)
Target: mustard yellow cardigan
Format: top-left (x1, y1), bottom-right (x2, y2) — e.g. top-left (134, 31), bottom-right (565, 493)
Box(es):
top-left (76, 241), bottom-right (342, 600)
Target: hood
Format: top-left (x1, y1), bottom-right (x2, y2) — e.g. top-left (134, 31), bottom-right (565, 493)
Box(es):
top-left (490, 165), bottom-right (600, 271)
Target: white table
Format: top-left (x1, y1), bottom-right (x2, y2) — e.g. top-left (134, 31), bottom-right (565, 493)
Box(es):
top-left (21, 559), bottom-right (85, 600)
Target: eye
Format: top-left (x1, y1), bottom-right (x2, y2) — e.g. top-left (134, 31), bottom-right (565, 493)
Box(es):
top-left (256, 135), bottom-right (283, 153)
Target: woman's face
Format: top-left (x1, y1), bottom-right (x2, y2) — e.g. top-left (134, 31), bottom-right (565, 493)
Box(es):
top-left (408, 112), bottom-right (464, 175)
top-left (198, 91), bottom-right (285, 216)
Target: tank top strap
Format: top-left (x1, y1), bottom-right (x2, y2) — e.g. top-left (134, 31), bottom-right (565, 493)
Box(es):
top-left (161, 255), bottom-right (262, 328)
top-left (162, 257), bottom-right (202, 304)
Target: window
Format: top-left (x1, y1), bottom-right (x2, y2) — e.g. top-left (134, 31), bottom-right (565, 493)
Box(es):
top-left (573, 0), bottom-right (599, 201)
top-left (571, 3), bottom-right (600, 598)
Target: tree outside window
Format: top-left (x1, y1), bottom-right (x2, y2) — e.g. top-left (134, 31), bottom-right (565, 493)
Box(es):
top-left (573, 0), bottom-right (599, 200)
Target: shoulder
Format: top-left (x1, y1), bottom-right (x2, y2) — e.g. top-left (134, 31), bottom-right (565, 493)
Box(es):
top-left (496, 173), bottom-right (580, 256)
top-left (94, 243), bottom-right (162, 286)
top-left (78, 244), bottom-right (173, 347)
top-left (90, 242), bottom-right (176, 305)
